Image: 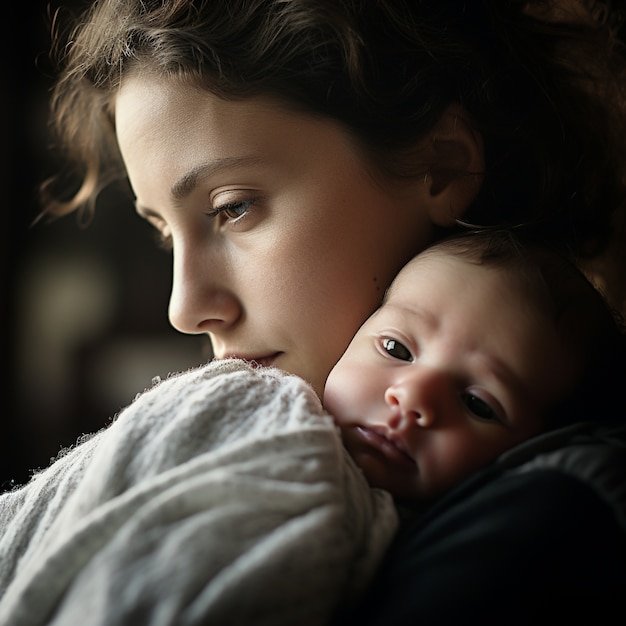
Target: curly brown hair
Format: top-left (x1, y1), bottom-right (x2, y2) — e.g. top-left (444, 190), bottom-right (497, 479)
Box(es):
top-left (43, 1), bottom-right (626, 261)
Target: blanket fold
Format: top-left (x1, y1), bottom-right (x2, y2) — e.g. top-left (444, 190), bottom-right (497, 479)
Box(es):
top-left (0, 360), bottom-right (397, 626)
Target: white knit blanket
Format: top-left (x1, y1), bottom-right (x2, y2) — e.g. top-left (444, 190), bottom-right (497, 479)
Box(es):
top-left (0, 360), bottom-right (397, 626)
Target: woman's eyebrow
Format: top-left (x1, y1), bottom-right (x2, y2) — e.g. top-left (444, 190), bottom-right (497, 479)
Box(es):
top-left (135, 155), bottom-right (266, 218)
top-left (170, 155), bottom-right (264, 201)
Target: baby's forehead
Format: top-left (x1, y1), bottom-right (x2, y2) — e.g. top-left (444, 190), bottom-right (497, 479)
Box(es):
top-left (384, 247), bottom-right (548, 324)
top-left (400, 246), bottom-right (476, 275)
top-left (391, 244), bottom-right (532, 292)
top-left (387, 239), bottom-right (607, 351)
top-left (387, 248), bottom-right (489, 294)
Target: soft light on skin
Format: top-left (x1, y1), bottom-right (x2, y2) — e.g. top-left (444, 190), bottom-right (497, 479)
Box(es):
top-left (114, 71), bottom-right (447, 395)
top-left (323, 251), bottom-right (579, 503)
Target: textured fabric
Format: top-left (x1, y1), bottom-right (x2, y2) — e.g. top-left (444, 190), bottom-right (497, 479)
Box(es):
top-left (0, 360), bottom-right (397, 626)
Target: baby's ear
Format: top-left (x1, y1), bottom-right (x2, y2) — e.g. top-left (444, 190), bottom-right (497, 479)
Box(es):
top-left (424, 103), bottom-right (485, 227)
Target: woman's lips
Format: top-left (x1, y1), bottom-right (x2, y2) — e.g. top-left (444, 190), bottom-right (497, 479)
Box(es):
top-left (352, 426), bottom-right (416, 468)
top-left (248, 354), bottom-right (281, 368)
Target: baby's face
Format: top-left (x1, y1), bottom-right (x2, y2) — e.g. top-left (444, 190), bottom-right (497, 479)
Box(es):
top-left (323, 252), bottom-right (577, 503)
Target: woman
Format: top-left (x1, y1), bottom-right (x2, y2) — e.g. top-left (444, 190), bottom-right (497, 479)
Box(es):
top-left (31, 0), bottom-right (626, 622)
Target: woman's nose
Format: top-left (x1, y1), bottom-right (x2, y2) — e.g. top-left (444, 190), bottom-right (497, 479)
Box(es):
top-left (384, 367), bottom-right (451, 428)
top-left (167, 243), bottom-right (242, 335)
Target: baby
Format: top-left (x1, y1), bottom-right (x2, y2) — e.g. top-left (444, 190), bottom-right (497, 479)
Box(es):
top-left (324, 230), bottom-right (625, 504)
top-left (2, 229), bottom-right (623, 624)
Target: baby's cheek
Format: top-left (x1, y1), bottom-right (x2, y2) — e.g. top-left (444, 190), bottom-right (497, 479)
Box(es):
top-left (322, 380), bottom-right (350, 425)
top-left (421, 434), bottom-right (498, 495)
top-left (323, 364), bottom-right (369, 425)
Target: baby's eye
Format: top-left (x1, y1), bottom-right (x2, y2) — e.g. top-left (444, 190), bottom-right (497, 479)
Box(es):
top-left (381, 338), bottom-right (413, 361)
top-left (461, 392), bottom-right (501, 423)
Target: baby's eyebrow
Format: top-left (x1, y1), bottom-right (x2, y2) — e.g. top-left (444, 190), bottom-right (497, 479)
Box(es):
top-left (380, 280), bottom-right (404, 307)
top-left (480, 353), bottom-right (529, 410)
top-left (383, 298), bottom-right (439, 331)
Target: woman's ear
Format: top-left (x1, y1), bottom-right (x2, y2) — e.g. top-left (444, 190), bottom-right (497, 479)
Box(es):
top-left (423, 103), bottom-right (485, 227)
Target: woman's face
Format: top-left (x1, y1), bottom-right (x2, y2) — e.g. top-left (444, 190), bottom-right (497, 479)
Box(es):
top-left (115, 73), bottom-right (440, 395)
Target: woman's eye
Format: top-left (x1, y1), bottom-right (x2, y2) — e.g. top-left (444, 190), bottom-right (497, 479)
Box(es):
top-left (381, 338), bottom-right (413, 361)
top-left (462, 392), bottom-right (501, 423)
top-left (208, 199), bottom-right (254, 221)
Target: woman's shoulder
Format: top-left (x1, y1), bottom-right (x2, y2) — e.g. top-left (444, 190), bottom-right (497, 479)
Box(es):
top-left (347, 423), bottom-right (626, 625)
top-left (497, 421), bottom-right (626, 533)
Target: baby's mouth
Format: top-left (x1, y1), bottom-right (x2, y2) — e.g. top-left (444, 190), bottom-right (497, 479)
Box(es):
top-left (353, 426), bottom-right (416, 468)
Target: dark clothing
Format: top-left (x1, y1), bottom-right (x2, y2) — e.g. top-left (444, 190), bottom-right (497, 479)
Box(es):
top-left (344, 423), bottom-right (626, 625)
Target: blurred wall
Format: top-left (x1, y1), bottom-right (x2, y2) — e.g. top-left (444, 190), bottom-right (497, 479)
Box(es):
top-left (2, 3), bottom-right (205, 489)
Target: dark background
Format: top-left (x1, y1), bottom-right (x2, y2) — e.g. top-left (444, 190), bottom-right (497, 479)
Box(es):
top-left (2, 2), bottom-right (204, 489)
